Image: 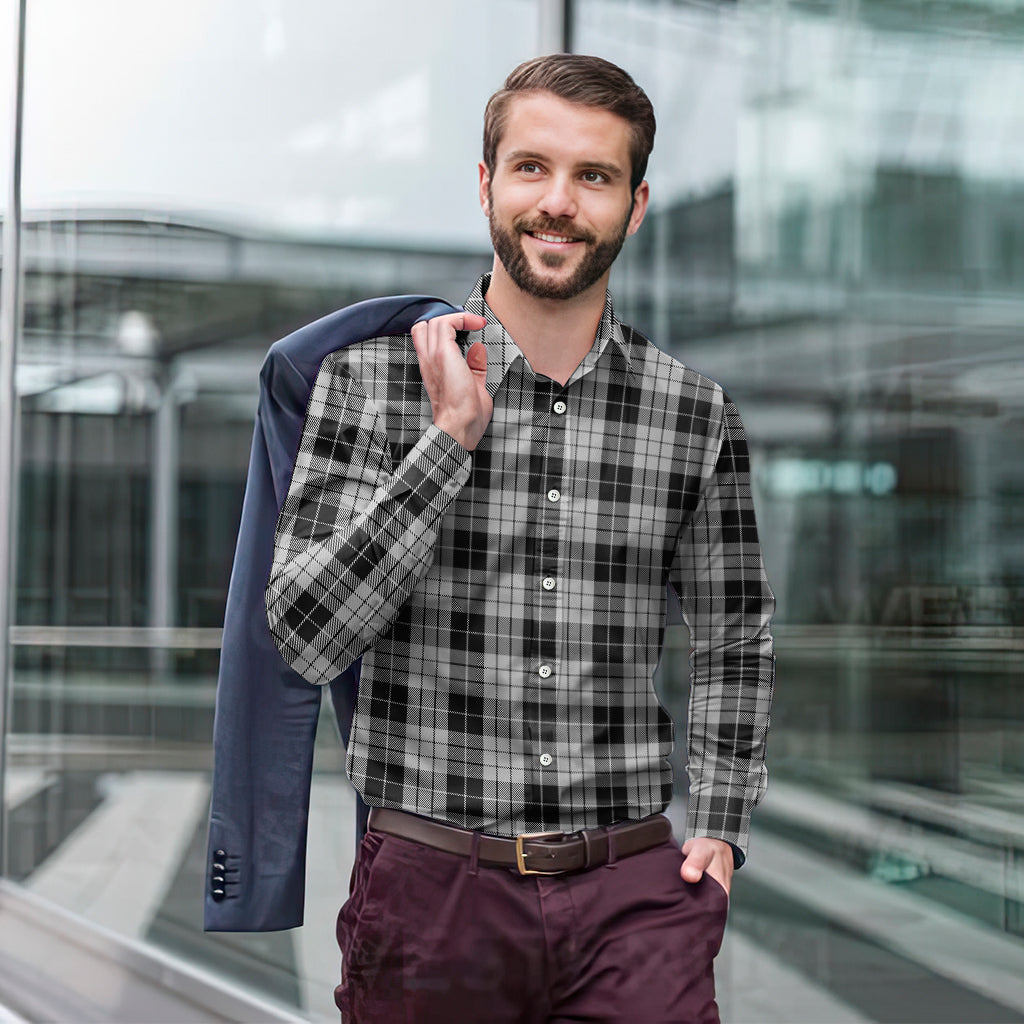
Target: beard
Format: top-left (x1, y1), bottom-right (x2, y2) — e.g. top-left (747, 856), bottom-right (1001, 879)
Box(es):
top-left (488, 188), bottom-right (631, 301)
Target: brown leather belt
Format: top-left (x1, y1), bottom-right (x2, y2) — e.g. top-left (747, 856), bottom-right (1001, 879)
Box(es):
top-left (368, 807), bottom-right (673, 875)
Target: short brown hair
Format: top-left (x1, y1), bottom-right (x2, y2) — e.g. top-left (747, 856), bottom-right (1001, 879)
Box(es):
top-left (483, 54), bottom-right (656, 193)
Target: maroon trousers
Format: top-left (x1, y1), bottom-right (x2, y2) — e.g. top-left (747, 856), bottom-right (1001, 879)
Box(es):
top-left (335, 824), bottom-right (729, 1024)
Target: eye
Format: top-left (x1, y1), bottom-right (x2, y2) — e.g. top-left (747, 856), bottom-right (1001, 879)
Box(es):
top-left (517, 162), bottom-right (542, 175)
top-left (582, 170), bottom-right (608, 184)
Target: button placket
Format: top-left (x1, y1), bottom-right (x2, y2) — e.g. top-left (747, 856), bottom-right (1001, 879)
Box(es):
top-left (524, 384), bottom-right (567, 808)
top-left (539, 396), bottom-right (565, 698)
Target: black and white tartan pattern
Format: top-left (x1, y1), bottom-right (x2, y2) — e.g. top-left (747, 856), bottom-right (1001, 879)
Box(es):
top-left (266, 275), bottom-right (775, 855)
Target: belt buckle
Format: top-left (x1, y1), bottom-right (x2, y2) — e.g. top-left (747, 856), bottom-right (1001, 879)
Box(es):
top-left (515, 830), bottom-right (566, 876)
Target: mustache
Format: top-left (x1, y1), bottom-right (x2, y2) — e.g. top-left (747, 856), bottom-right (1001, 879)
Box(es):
top-left (514, 217), bottom-right (595, 244)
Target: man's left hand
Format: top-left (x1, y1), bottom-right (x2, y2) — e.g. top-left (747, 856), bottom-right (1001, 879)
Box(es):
top-left (680, 837), bottom-right (734, 896)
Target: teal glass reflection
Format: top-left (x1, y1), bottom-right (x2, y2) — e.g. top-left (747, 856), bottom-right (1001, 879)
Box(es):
top-left (9, 1), bottom-right (538, 1019)
top-left (577, 1), bottom-right (1024, 1020)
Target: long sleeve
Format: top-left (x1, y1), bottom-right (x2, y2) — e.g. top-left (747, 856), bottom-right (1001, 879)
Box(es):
top-left (669, 391), bottom-right (775, 863)
top-left (265, 351), bottom-right (471, 685)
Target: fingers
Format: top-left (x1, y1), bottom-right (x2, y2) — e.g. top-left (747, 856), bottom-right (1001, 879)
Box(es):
top-left (412, 313), bottom-right (481, 383)
top-left (680, 845), bottom-right (712, 883)
top-left (460, 312), bottom-right (488, 331)
top-left (465, 340), bottom-right (488, 374)
top-left (411, 311), bottom-right (487, 350)
top-left (679, 837), bottom-right (733, 893)
top-left (412, 312), bottom-right (488, 394)
top-left (410, 311), bottom-right (493, 452)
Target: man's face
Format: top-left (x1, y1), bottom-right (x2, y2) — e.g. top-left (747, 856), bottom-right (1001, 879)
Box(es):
top-left (480, 92), bottom-right (649, 302)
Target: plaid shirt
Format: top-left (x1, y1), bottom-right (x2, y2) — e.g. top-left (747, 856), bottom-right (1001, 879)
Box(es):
top-left (266, 274), bottom-right (775, 857)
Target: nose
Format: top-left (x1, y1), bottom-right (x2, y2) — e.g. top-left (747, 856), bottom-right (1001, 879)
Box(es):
top-left (536, 174), bottom-right (578, 220)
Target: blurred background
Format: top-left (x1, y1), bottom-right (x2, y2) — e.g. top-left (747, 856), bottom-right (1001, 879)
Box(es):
top-left (0, 0), bottom-right (1022, 1021)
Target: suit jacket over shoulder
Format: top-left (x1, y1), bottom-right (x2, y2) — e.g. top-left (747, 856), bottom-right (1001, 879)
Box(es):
top-left (204, 295), bottom-right (458, 933)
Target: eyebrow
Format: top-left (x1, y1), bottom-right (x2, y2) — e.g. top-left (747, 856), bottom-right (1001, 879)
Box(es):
top-left (503, 150), bottom-right (626, 181)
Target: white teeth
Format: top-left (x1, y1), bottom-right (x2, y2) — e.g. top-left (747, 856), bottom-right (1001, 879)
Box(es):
top-left (533, 232), bottom-right (575, 243)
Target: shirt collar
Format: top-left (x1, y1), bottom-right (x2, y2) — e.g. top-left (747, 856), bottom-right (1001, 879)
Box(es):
top-left (461, 273), bottom-right (636, 391)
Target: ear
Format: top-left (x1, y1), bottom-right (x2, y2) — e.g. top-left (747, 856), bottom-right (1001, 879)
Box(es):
top-left (625, 180), bottom-right (650, 237)
top-left (478, 161), bottom-right (492, 216)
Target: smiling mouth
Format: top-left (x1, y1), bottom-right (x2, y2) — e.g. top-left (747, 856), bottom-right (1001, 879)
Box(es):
top-left (527, 231), bottom-right (581, 244)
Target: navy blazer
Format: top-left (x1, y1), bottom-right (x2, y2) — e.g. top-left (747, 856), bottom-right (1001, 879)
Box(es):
top-left (204, 295), bottom-right (458, 932)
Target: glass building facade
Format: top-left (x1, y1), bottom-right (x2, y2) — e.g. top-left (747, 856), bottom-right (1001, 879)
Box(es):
top-left (1, 1), bottom-right (1023, 1020)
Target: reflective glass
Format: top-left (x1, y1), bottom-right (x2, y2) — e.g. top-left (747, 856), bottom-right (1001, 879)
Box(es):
top-left (11, 0), bottom-right (1024, 1019)
top-left (9, 1), bottom-right (538, 1018)
top-left (1, 0), bottom-right (18, 881)
top-left (0, 2), bottom-right (11, 214)
top-left (576, 0), bottom-right (1024, 1020)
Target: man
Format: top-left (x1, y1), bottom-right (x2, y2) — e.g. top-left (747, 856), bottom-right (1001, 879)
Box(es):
top-left (266, 54), bottom-right (774, 1024)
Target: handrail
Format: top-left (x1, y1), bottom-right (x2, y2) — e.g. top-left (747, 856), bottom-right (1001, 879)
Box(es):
top-left (10, 625), bottom-right (224, 648)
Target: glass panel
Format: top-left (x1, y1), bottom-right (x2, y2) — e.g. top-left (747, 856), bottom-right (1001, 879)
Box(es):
top-left (0, 1), bottom-right (12, 216)
top-left (0, 0), bottom-right (19, 893)
top-left (11, 1), bottom-right (539, 1019)
top-left (576, 0), bottom-right (1024, 1020)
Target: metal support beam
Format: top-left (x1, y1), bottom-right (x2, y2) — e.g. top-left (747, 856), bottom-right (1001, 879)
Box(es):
top-left (0, 0), bottom-right (28, 879)
top-left (538, 0), bottom-right (572, 53)
top-left (149, 366), bottom-right (179, 675)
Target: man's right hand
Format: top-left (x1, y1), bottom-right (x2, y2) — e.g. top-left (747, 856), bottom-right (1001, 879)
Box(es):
top-left (411, 311), bottom-right (491, 452)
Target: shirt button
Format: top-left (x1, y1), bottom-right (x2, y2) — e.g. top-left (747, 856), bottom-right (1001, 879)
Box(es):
top-left (553, 400), bottom-right (567, 415)
top-left (547, 489), bottom-right (560, 503)
top-left (542, 577), bottom-right (556, 591)
top-left (539, 753), bottom-right (553, 766)
top-left (538, 664), bottom-right (552, 678)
